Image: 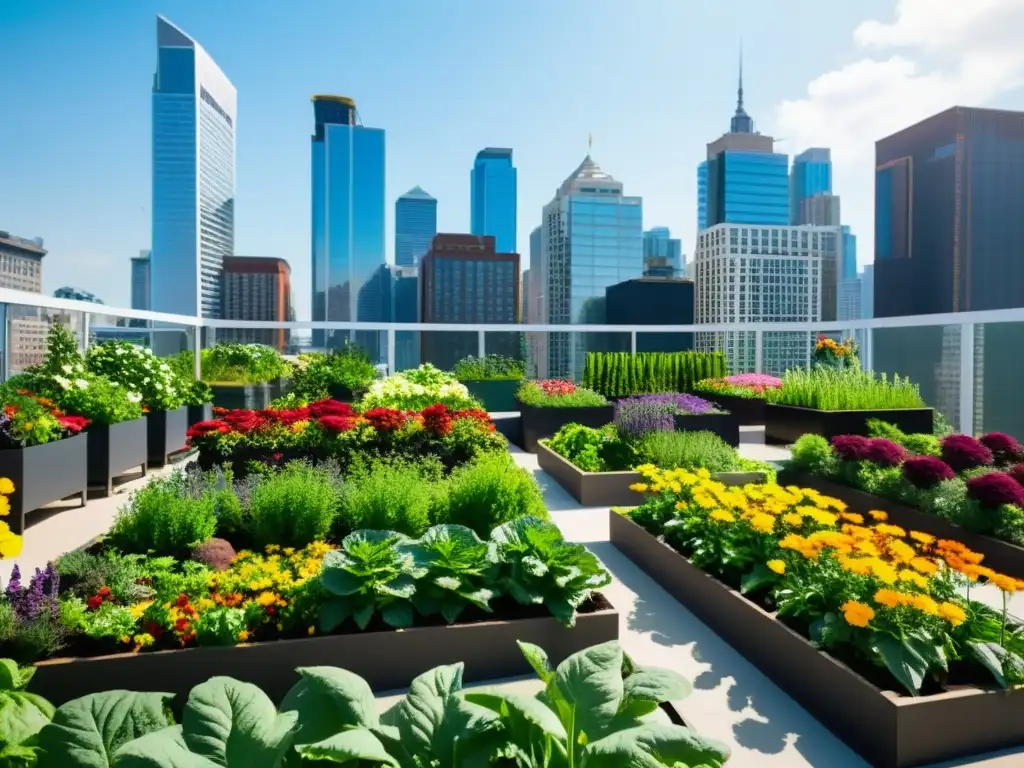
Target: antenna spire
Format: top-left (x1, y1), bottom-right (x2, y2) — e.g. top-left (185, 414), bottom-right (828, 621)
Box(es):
top-left (737, 42), bottom-right (744, 112)
top-left (588, 132), bottom-right (592, 151)
top-left (729, 41), bottom-right (755, 134)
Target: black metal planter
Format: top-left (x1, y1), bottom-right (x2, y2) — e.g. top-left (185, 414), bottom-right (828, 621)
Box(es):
top-left (187, 403), bottom-right (213, 427)
top-left (698, 392), bottom-right (767, 426)
top-left (146, 406), bottom-right (189, 467)
top-left (765, 404), bottom-right (934, 444)
top-left (672, 411), bottom-right (740, 447)
top-left (461, 380), bottom-right (521, 413)
top-left (87, 417), bottom-right (148, 497)
top-left (516, 399), bottom-right (615, 453)
top-left (209, 383), bottom-right (274, 411)
top-left (0, 433), bottom-right (88, 534)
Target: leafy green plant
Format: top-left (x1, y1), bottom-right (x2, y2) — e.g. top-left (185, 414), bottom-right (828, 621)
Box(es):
top-left (581, 351), bottom-right (727, 398)
top-left (453, 354), bottom-right (525, 381)
top-left (409, 524), bottom-right (496, 623)
top-left (337, 458), bottom-right (440, 537)
top-left (765, 367), bottom-right (925, 410)
top-left (490, 516), bottom-right (612, 627)
top-left (434, 453), bottom-right (548, 537)
top-left (633, 431), bottom-right (738, 474)
top-left (201, 342), bottom-right (293, 384)
top-left (515, 380), bottom-right (608, 408)
top-left (108, 472), bottom-right (219, 558)
top-left (867, 419), bottom-right (941, 457)
top-left (547, 422), bottom-right (636, 472)
top-left (0, 660), bottom-right (53, 766)
top-left (245, 461), bottom-right (339, 549)
top-left (790, 434), bottom-right (836, 476)
top-left (86, 341), bottom-right (183, 411)
top-left (359, 363), bottom-right (481, 412)
top-left (291, 346), bottom-right (377, 401)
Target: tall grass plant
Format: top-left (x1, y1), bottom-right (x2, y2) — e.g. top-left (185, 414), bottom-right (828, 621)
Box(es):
top-left (766, 367), bottom-right (925, 411)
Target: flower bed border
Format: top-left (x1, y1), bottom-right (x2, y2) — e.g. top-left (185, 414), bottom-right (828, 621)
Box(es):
top-left (30, 603), bottom-right (619, 708)
top-left (672, 411), bottom-right (740, 447)
top-left (608, 510), bottom-right (1024, 768)
top-left (516, 399), bottom-right (614, 453)
top-left (146, 406), bottom-right (189, 468)
top-left (782, 470), bottom-right (1024, 580)
top-left (535, 441), bottom-right (765, 507)
top-left (697, 392), bottom-right (766, 426)
top-left (462, 379), bottom-right (521, 413)
top-left (86, 417), bottom-right (148, 497)
top-left (0, 433), bottom-right (87, 534)
top-left (765, 404), bottom-right (934, 445)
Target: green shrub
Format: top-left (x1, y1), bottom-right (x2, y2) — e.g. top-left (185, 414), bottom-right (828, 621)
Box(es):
top-left (291, 346), bottom-right (377, 400)
top-left (867, 419), bottom-right (941, 456)
top-left (515, 381), bottom-right (608, 408)
top-left (435, 453), bottom-right (548, 537)
top-left (790, 434), bottom-right (836, 475)
top-left (547, 423), bottom-right (635, 472)
top-left (633, 431), bottom-right (737, 473)
top-left (765, 367), bottom-right (925, 411)
top-left (581, 351), bottom-right (727, 397)
top-left (453, 354), bottom-right (525, 381)
top-left (246, 461), bottom-right (340, 548)
top-left (337, 458), bottom-right (441, 537)
top-left (109, 473), bottom-right (219, 557)
top-left (201, 342), bottom-right (293, 384)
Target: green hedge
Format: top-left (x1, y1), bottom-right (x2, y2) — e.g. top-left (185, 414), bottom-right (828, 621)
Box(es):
top-left (581, 351), bottom-right (727, 397)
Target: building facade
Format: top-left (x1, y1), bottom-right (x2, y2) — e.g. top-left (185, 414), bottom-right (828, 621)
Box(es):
top-left (790, 148), bottom-right (833, 224)
top-left (697, 161), bottom-right (708, 231)
top-left (470, 148), bottom-right (517, 254)
top-left (536, 155), bottom-right (643, 379)
top-left (310, 95), bottom-right (386, 354)
top-left (0, 231), bottom-right (48, 373)
top-left (605, 278), bottom-right (694, 352)
top-left (131, 251), bottom-right (151, 311)
top-left (694, 223), bottom-right (840, 375)
top-left (394, 186), bottom-right (437, 268)
top-left (220, 256), bottom-right (292, 352)
top-left (151, 15), bottom-right (236, 320)
top-left (642, 227), bottom-right (683, 277)
top-left (392, 264), bottom-right (419, 373)
top-left (419, 234), bottom-right (519, 370)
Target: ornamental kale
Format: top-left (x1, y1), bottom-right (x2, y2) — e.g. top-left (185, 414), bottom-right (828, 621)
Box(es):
top-left (966, 472), bottom-right (1024, 509)
top-left (831, 434), bottom-right (872, 462)
top-left (941, 434), bottom-right (994, 472)
top-left (980, 432), bottom-right (1023, 465)
top-left (865, 438), bottom-right (908, 467)
top-left (902, 456), bottom-right (955, 489)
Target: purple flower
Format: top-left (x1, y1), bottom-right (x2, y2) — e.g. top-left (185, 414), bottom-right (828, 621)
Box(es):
top-left (903, 456), bottom-right (955, 489)
top-left (5, 562), bottom-right (59, 623)
top-left (614, 393), bottom-right (720, 439)
top-left (980, 432), bottom-right (1022, 465)
top-left (966, 472), bottom-right (1024, 509)
top-left (1010, 464), bottom-right (1024, 488)
top-left (831, 435), bottom-right (871, 462)
top-left (941, 434), bottom-right (993, 472)
top-left (866, 438), bottom-right (907, 467)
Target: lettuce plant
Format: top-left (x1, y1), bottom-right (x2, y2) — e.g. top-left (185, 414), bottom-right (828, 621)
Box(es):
top-left (409, 524), bottom-right (496, 624)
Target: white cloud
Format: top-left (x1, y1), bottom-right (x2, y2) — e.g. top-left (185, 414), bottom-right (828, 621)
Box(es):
top-left (773, 0), bottom-right (1024, 267)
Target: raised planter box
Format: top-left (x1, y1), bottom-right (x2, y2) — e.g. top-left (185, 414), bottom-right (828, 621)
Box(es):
top-left (87, 417), bottom-right (147, 497)
top-left (536, 441), bottom-right (766, 507)
top-left (673, 411), bottom-right (740, 447)
top-left (491, 413), bottom-right (523, 449)
top-left (146, 406), bottom-right (189, 467)
top-left (31, 601), bottom-right (618, 708)
top-left (698, 392), bottom-right (767, 426)
top-left (609, 510), bottom-right (1024, 768)
top-left (783, 470), bottom-right (1024, 580)
top-left (209, 382), bottom-right (274, 411)
top-left (187, 402), bottom-right (213, 427)
top-left (0, 433), bottom-right (88, 534)
top-left (462, 379), bottom-right (521, 413)
top-left (516, 399), bottom-right (614, 453)
top-left (765, 404), bottom-right (934, 445)
top-left (326, 383), bottom-right (366, 403)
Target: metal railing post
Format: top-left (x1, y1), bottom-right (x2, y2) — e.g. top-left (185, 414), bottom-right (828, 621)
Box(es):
top-left (193, 325), bottom-right (202, 381)
top-left (477, 329), bottom-right (486, 359)
top-left (754, 330), bottom-right (763, 374)
top-left (630, 331), bottom-right (637, 354)
top-left (81, 312), bottom-right (91, 353)
top-left (959, 322), bottom-right (976, 436)
top-left (387, 328), bottom-right (396, 375)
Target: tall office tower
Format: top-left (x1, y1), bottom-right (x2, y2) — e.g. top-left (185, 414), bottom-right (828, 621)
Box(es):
top-left (860, 264), bottom-right (874, 319)
top-left (694, 223), bottom-right (840, 376)
top-left (470, 148), bottom-right (517, 254)
top-left (537, 155), bottom-right (643, 379)
top-left (0, 230), bottom-right (48, 372)
top-left (131, 251), bottom-right (151, 311)
top-left (419, 234), bottom-right (519, 369)
top-left (874, 107), bottom-right (1024, 432)
top-left (524, 226), bottom-right (543, 377)
top-left (219, 256), bottom-right (292, 352)
top-left (703, 58), bottom-right (788, 228)
top-left (395, 186), bottom-right (437, 267)
top-left (642, 227), bottom-right (683, 278)
top-left (151, 15), bottom-right (236, 321)
top-left (310, 95), bottom-right (386, 355)
top-left (697, 162), bottom-right (708, 231)
top-left (392, 264), bottom-right (419, 373)
top-left (790, 148), bottom-right (834, 223)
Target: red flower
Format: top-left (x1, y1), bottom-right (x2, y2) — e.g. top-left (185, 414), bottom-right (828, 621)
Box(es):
top-left (363, 408), bottom-right (407, 432)
top-left (452, 409), bottom-right (496, 432)
top-left (537, 379), bottom-right (577, 397)
top-left (97, 586), bottom-right (111, 597)
top-left (319, 414), bottom-right (359, 434)
top-left (221, 410), bottom-right (266, 434)
top-left (86, 595), bottom-right (103, 611)
top-left (186, 419), bottom-right (231, 439)
top-left (308, 400), bottom-right (355, 419)
top-left (57, 415), bottom-right (90, 434)
top-left (421, 403), bottom-right (452, 435)
top-left (270, 407), bottom-right (310, 425)
top-left (174, 593), bottom-right (190, 609)
top-left (3, 406), bottom-right (15, 418)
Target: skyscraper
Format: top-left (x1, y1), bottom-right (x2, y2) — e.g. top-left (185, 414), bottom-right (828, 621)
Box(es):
top-left (395, 186), bottom-right (437, 267)
top-left (392, 264), bottom-right (419, 372)
top-left (703, 56), bottom-right (789, 227)
top-left (310, 96), bottom-right (386, 353)
top-left (642, 227), bottom-right (683, 277)
top-left (220, 256), bottom-right (292, 352)
top-left (470, 148), bottom-right (517, 254)
top-left (790, 148), bottom-right (834, 224)
top-left (151, 15), bottom-right (236, 320)
top-left (131, 251), bottom-right (151, 312)
top-left (697, 162), bottom-right (708, 231)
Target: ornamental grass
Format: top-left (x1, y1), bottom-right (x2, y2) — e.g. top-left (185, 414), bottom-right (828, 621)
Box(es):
top-left (626, 466), bottom-right (1024, 695)
top-left (765, 367), bottom-right (925, 411)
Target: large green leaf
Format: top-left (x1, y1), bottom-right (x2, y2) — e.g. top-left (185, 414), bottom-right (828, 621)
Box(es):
top-left (37, 691), bottom-right (173, 768)
top-left (739, 563), bottom-right (775, 596)
top-left (580, 723), bottom-right (731, 768)
top-left (0, 691), bottom-right (54, 750)
top-left (516, 642), bottom-right (553, 684)
top-left (279, 667), bottom-right (378, 748)
top-left (870, 635), bottom-right (929, 696)
top-left (550, 641), bottom-right (624, 757)
top-left (110, 726), bottom-right (210, 768)
top-left (618, 669), bottom-right (692, 720)
top-left (968, 641), bottom-right (1024, 689)
top-left (465, 690), bottom-right (566, 745)
top-left (394, 664), bottom-right (464, 757)
top-left (181, 677), bottom-right (297, 766)
top-left (318, 597), bottom-right (352, 632)
top-left (294, 728), bottom-right (397, 765)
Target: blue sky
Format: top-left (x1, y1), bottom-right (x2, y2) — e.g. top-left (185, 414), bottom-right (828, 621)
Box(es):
top-left (2, 0), bottom-right (1022, 319)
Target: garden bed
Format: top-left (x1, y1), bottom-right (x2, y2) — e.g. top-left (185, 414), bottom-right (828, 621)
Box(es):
top-left (86, 417), bottom-right (148, 496)
top-left (517, 400), bottom-right (614, 453)
top-left (609, 510), bottom-right (1024, 768)
top-left (146, 406), bottom-right (188, 467)
top-left (765, 404), bottom-right (934, 444)
top-left (782, 470), bottom-right (1024, 580)
top-left (698, 392), bottom-right (766, 426)
top-left (462, 379), bottom-right (520, 413)
top-left (0, 433), bottom-right (87, 534)
top-left (536, 441), bottom-right (765, 506)
top-left (673, 411), bottom-right (740, 447)
top-left (30, 597), bottom-right (618, 707)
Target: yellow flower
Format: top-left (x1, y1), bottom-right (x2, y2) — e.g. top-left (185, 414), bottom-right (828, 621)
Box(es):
top-left (629, 483), bottom-right (649, 493)
top-left (307, 625), bottom-right (316, 636)
top-left (909, 531), bottom-right (935, 547)
top-left (868, 510), bottom-right (889, 522)
top-left (256, 591), bottom-right (278, 607)
top-left (694, 493), bottom-right (717, 509)
top-left (120, 635), bottom-right (131, 645)
top-left (782, 512), bottom-right (803, 527)
top-left (874, 588), bottom-right (902, 608)
top-left (911, 594), bottom-right (939, 616)
top-left (0, 528), bottom-right (23, 558)
top-left (129, 600), bottom-right (154, 619)
top-left (909, 557), bottom-right (939, 576)
top-left (767, 559), bottom-right (786, 575)
top-left (841, 601), bottom-right (875, 628)
top-left (748, 513), bottom-right (776, 534)
top-left (870, 560), bottom-right (899, 585)
top-left (709, 510), bottom-right (735, 524)
top-left (875, 523), bottom-right (906, 539)
top-left (888, 540), bottom-right (916, 564)
top-left (238, 630), bottom-right (250, 642)
top-left (0, 477), bottom-right (14, 495)
top-left (898, 570), bottom-right (930, 590)
top-left (989, 574), bottom-right (1020, 594)
top-left (938, 602), bottom-right (967, 627)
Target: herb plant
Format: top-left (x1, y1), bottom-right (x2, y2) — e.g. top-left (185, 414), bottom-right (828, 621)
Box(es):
top-left (201, 342), bottom-right (293, 384)
top-left (359, 363), bottom-right (481, 412)
top-left (582, 350), bottom-right (727, 397)
top-left (516, 379), bottom-right (608, 408)
top-left (453, 354), bottom-right (525, 381)
top-left (290, 346), bottom-right (377, 400)
top-left (765, 367), bottom-right (925, 411)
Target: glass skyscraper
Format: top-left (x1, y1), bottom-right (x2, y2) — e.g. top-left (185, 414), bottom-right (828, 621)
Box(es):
top-left (151, 15), bottom-right (236, 320)
top-left (697, 161), bottom-right (708, 231)
top-left (790, 148), bottom-right (833, 224)
top-left (310, 96), bottom-right (386, 353)
top-left (394, 186), bottom-right (436, 267)
top-left (470, 148), bottom-right (517, 254)
top-left (642, 227), bottom-right (682, 277)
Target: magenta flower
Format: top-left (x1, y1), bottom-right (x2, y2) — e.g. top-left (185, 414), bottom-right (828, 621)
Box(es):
top-left (941, 434), bottom-right (993, 472)
top-left (831, 434), bottom-right (871, 462)
top-left (980, 432), bottom-right (1023, 465)
top-left (902, 456), bottom-right (955, 489)
top-left (1010, 464), bottom-right (1024, 488)
top-left (866, 438), bottom-right (908, 467)
top-left (966, 472), bottom-right (1024, 509)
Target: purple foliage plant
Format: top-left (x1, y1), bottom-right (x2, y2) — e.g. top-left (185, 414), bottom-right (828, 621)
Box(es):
top-left (966, 472), bottom-right (1024, 509)
top-left (941, 434), bottom-right (994, 473)
top-left (902, 456), bottom-right (955, 490)
top-left (830, 434), bottom-right (872, 462)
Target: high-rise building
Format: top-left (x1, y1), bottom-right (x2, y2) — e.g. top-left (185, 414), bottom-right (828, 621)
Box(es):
top-left (419, 234), bottom-right (519, 369)
top-left (470, 148), bottom-right (517, 254)
top-left (220, 256), bottom-right (292, 352)
top-left (695, 223), bottom-right (840, 375)
top-left (524, 226), bottom-right (543, 377)
top-left (860, 264), bottom-right (874, 319)
top-left (697, 162), bottom-right (708, 231)
top-left (395, 186), bottom-right (437, 268)
top-left (795, 193), bottom-right (841, 226)
top-left (310, 95), bottom-right (386, 354)
top-left (642, 227), bottom-right (683, 278)
top-left (392, 264), bottom-right (419, 373)
top-left (606, 278), bottom-right (694, 352)
top-left (151, 15), bottom-right (236, 320)
top-left (790, 148), bottom-right (833, 223)
top-left (536, 155), bottom-right (643, 379)
top-left (0, 230), bottom-right (48, 372)
top-left (131, 251), bottom-right (151, 311)
top-left (837, 225), bottom-right (861, 323)
top-left (703, 58), bottom-right (789, 227)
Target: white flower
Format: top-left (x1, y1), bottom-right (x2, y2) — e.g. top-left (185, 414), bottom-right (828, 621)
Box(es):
top-left (61, 364), bottom-right (73, 374)
top-left (74, 379), bottom-right (89, 389)
top-left (160, 363), bottom-right (170, 372)
top-left (126, 392), bottom-right (142, 404)
top-left (115, 347), bottom-right (126, 355)
top-left (53, 375), bottom-right (71, 390)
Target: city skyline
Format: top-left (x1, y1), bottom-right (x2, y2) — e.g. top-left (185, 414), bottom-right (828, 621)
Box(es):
top-left (2, 1), bottom-right (1022, 321)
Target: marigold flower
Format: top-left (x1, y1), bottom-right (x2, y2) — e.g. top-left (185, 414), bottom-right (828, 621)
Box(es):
top-left (749, 513), bottom-right (776, 534)
top-left (898, 569), bottom-right (930, 590)
top-left (888, 540), bottom-right (916, 564)
top-left (709, 510), bottom-right (735, 523)
top-left (990, 574), bottom-right (1019, 593)
top-left (875, 523), bottom-right (906, 538)
top-left (868, 510), bottom-right (888, 522)
top-left (782, 512), bottom-right (803, 527)
top-left (911, 594), bottom-right (939, 615)
top-left (238, 630), bottom-right (250, 642)
top-left (938, 602), bottom-right (967, 627)
top-left (909, 557), bottom-right (939, 576)
top-left (767, 559), bottom-right (786, 575)
top-left (909, 531), bottom-right (936, 547)
top-left (841, 601), bottom-right (875, 628)
top-left (874, 588), bottom-right (902, 608)
top-left (629, 483), bottom-right (649, 493)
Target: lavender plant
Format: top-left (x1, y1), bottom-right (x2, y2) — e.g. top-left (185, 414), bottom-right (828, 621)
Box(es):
top-left (614, 393), bottom-right (719, 439)
top-left (1, 563), bottom-right (66, 661)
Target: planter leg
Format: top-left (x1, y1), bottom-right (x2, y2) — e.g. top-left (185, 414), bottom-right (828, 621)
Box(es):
top-left (105, 476), bottom-right (113, 498)
top-left (141, 462), bottom-right (148, 478)
top-left (79, 489), bottom-right (87, 507)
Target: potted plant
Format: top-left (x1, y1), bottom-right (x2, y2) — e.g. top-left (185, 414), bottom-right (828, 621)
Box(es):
top-left (87, 341), bottom-right (187, 467)
top-left (201, 342), bottom-right (294, 410)
top-left (515, 380), bottom-right (613, 453)
top-left (290, 346), bottom-right (377, 403)
top-left (453, 354), bottom-right (525, 413)
top-left (0, 389), bottom-right (89, 533)
top-left (693, 373), bottom-right (783, 426)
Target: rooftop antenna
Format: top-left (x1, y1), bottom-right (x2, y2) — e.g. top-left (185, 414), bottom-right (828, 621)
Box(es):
top-left (588, 133), bottom-right (593, 152)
